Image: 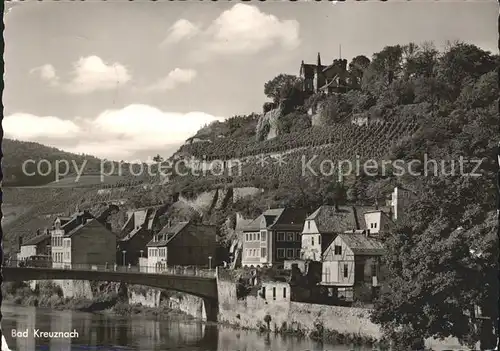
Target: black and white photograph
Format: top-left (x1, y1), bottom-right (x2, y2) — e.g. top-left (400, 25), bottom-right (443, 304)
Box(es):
top-left (0, 1), bottom-right (498, 350)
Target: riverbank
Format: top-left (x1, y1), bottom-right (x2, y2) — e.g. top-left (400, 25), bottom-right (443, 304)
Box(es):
top-left (1, 281), bottom-right (195, 321)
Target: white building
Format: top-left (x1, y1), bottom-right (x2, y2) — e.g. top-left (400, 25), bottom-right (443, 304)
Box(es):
top-left (17, 231), bottom-right (51, 261)
top-left (391, 186), bottom-right (417, 221)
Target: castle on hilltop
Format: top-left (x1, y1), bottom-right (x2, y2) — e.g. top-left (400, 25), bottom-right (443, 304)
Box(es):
top-left (299, 52), bottom-right (350, 96)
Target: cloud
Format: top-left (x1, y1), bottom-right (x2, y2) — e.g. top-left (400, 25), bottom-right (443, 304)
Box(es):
top-left (31, 56), bottom-right (131, 94)
top-left (161, 19), bottom-right (200, 45)
top-left (145, 68), bottom-right (197, 91)
top-left (3, 105), bottom-right (223, 160)
top-left (162, 5), bottom-right (300, 61)
top-left (66, 56), bottom-right (131, 94)
top-left (3, 113), bottom-right (80, 140)
top-left (30, 64), bottom-right (59, 86)
top-left (198, 4), bottom-right (300, 57)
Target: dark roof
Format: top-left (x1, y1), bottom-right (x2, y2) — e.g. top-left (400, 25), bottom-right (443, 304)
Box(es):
top-left (120, 207), bottom-right (159, 241)
top-left (243, 209), bottom-right (284, 232)
top-left (337, 234), bottom-right (385, 255)
top-left (120, 227), bottom-right (144, 242)
top-left (63, 218), bottom-right (114, 238)
top-left (58, 211), bottom-right (94, 234)
top-left (270, 208), bottom-right (308, 231)
top-left (243, 208), bottom-right (307, 232)
top-left (306, 205), bottom-right (365, 233)
top-left (22, 234), bottom-right (51, 246)
top-left (146, 221), bottom-right (189, 247)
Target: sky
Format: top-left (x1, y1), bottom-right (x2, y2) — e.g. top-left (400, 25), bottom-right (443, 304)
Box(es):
top-left (3, 0), bottom-right (498, 162)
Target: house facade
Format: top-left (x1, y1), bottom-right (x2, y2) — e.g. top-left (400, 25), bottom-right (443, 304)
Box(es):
top-left (321, 232), bottom-right (384, 302)
top-left (391, 186), bottom-right (417, 221)
top-left (363, 209), bottom-right (394, 236)
top-left (51, 210), bottom-right (116, 269)
top-left (242, 208), bottom-right (308, 268)
top-left (146, 221), bottom-right (217, 271)
top-left (301, 205), bottom-right (366, 262)
top-left (118, 206), bottom-right (166, 265)
top-left (17, 231), bottom-right (51, 261)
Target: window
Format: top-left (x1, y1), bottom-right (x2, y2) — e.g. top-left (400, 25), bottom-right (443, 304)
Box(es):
top-left (245, 234), bottom-right (249, 241)
top-left (272, 287), bottom-right (276, 300)
top-left (261, 287), bottom-right (266, 299)
top-left (295, 249), bottom-right (301, 258)
top-left (318, 235), bottom-right (321, 245)
top-left (343, 264), bottom-right (349, 278)
top-left (277, 232), bottom-right (285, 241)
top-left (334, 245), bottom-right (342, 255)
top-left (277, 248), bottom-right (285, 258)
top-left (286, 249), bottom-right (293, 259)
top-left (283, 287), bottom-right (287, 298)
top-left (261, 231), bottom-right (266, 241)
top-left (307, 220), bottom-right (310, 229)
top-left (257, 233), bottom-right (260, 241)
top-left (261, 248), bottom-right (267, 258)
top-left (373, 222), bottom-right (377, 228)
top-left (311, 237), bottom-right (315, 246)
top-left (287, 232), bottom-right (294, 242)
top-left (371, 263), bottom-right (377, 277)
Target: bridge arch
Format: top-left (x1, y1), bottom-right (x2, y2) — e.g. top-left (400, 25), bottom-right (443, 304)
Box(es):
top-left (2, 267), bottom-right (219, 320)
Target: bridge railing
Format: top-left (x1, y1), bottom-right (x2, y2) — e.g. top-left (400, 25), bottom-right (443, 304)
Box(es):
top-left (3, 260), bottom-right (216, 278)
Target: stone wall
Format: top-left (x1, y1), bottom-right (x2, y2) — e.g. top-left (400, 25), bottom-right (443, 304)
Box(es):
top-left (215, 269), bottom-right (466, 350)
top-left (168, 294), bottom-right (207, 320)
top-left (52, 280), bottom-right (93, 299)
top-left (128, 287), bottom-right (161, 308)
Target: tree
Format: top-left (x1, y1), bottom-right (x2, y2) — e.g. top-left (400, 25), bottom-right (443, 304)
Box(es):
top-left (348, 55), bottom-right (371, 88)
top-left (152, 154), bottom-right (164, 163)
top-left (436, 42), bottom-right (495, 101)
top-left (264, 74), bottom-right (303, 104)
top-left (368, 45), bottom-right (404, 87)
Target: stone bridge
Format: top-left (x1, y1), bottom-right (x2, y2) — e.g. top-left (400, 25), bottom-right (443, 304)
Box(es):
top-left (2, 266), bottom-right (219, 321)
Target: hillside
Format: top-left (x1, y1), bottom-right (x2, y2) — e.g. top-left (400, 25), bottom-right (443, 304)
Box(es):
top-left (1, 139), bottom-right (137, 187)
top-left (2, 42), bottom-right (498, 265)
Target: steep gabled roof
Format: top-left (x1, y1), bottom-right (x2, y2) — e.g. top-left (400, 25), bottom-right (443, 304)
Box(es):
top-left (337, 233), bottom-right (384, 255)
top-left (56, 211), bottom-right (94, 234)
top-left (63, 218), bottom-right (115, 238)
top-left (270, 208), bottom-right (308, 231)
top-left (243, 208), bottom-right (285, 232)
top-left (22, 234), bottom-right (51, 246)
top-left (146, 221), bottom-right (189, 247)
top-left (307, 205), bottom-right (364, 233)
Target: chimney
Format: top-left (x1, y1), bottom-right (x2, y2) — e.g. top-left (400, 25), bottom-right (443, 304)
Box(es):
top-left (36, 229), bottom-right (40, 236)
top-left (375, 200), bottom-right (379, 210)
top-left (18, 236), bottom-right (23, 250)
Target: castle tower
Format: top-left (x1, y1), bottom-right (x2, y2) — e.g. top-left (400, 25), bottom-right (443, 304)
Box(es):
top-left (314, 52), bottom-right (325, 93)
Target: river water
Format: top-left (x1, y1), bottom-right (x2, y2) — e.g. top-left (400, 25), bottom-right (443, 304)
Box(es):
top-left (1, 304), bottom-right (370, 351)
